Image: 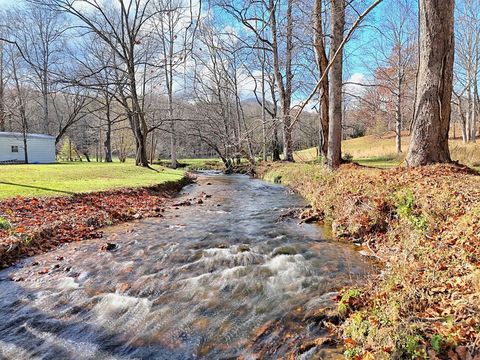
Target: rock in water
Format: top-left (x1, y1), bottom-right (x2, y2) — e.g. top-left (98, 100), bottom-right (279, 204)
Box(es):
top-left (101, 243), bottom-right (118, 251)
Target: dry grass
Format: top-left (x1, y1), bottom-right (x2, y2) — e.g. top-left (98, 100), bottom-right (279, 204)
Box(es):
top-left (294, 134), bottom-right (480, 169)
top-left (258, 162), bottom-right (480, 359)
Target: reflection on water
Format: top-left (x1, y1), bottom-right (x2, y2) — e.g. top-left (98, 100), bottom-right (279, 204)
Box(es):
top-left (0, 173), bottom-right (370, 359)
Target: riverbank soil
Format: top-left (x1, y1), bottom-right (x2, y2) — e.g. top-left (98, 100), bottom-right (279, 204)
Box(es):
top-left (0, 178), bottom-right (190, 269)
top-left (258, 162), bottom-right (480, 359)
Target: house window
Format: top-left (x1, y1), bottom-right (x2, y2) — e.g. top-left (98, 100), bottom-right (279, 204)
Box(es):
top-left (11, 145), bottom-right (18, 153)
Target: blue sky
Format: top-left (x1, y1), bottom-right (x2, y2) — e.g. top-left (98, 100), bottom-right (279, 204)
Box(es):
top-left (0, 0), bottom-right (403, 103)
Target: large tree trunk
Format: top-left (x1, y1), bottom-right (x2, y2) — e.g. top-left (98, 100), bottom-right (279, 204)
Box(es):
top-left (270, 0), bottom-right (294, 162)
top-left (314, 0), bottom-right (329, 157)
top-left (327, 0), bottom-right (345, 170)
top-left (282, 0), bottom-right (294, 162)
top-left (407, 0), bottom-right (454, 166)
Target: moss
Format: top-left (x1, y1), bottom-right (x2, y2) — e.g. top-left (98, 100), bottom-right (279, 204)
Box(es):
top-left (0, 216), bottom-right (11, 230)
top-left (394, 190), bottom-right (428, 231)
top-left (337, 288), bottom-right (363, 318)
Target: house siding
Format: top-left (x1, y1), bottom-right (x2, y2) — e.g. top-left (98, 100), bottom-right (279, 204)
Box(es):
top-left (0, 133), bottom-right (56, 164)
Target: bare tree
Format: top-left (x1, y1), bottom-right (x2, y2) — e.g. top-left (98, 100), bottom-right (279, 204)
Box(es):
top-left (370, 0), bottom-right (417, 154)
top-left (153, 0), bottom-right (199, 168)
top-left (270, 0), bottom-right (295, 161)
top-left (454, 0), bottom-right (480, 142)
top-left (9, 46), bottom-right (29, 163)
top-left (326, 0), bottom-right (345, 169)
top-left (33, 0), bottom-right (162, 167)
top-left (10, 4), bottom-right (66, 135)
top-left (313, 0), bottom-right (329, 157)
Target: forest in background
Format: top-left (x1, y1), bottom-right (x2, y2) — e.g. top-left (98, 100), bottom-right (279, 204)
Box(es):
top-left (0, 0), bottom-right (477, 169)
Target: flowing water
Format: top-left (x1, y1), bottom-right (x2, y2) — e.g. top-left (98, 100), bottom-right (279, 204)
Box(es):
top-left (0, 173), bottom-right (371, 359)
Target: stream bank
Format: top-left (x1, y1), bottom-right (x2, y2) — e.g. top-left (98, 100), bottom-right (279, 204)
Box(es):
top-left (257, 162), bottom-right (480, 359)
top-left (0, 177), bottom-right (192, 269)
top-left (0, 172), bottom-right (371, 359)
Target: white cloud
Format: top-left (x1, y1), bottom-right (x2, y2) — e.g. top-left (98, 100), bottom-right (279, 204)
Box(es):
top-left (345, 72), bottom-right (368, 97)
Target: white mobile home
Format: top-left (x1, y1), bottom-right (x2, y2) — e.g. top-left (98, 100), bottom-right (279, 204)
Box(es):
top-left (0, 132), bottom-right (56, 164)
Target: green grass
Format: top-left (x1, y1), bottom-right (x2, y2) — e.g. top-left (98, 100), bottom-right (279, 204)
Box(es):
top-left (0, 162), bottom-right (185, 199)
top-left (179, 158), bottom-right (223, 169)
top-left (355, 157), bottom-right (402, 169)
top-left (156, 158), bottom-right (223, 170)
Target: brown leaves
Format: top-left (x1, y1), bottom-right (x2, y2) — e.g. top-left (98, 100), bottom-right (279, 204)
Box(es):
top-left (0, 183), bottom-right (183, 268)
top-left (259, 162), bottom-right (480, 357)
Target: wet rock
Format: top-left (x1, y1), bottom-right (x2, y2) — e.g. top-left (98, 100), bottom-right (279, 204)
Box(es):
top-left (300, 209), bottom-right (321, 224)
top-left (197, 198), bottom-right (204, 204)
top-left (272, 246), bottom-right (297, 257)
top-left (116, 283), bottom-right (130, 293)
top-left (297, 337), bottom-right (336, 354)
top-left (199, 192), bottom-right (212, 199)
top-left (189, 250), bottom-right (203, 262)
top-left (303, 306), bottom-right (339, 325)
top-left (277, 208), bottom-right (301, 222)
top-left (101, 242), bottom-right (118, 251)
top-left (173, 200), bottom-right (192, 206)
top-left (238, 244), bottom-right (250, 252)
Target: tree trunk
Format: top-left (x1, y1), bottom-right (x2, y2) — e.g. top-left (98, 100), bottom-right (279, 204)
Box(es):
top-left (134, 122), bottom-right (149, 166)
top-left (407, 0), bottom-right (454, 166)
top-left (396, 75), bottom-right (402, 154)
top-left (466, 79), bottom-right (472, 142)
top-left (314, 0), bottom-right (329, 157)
top-left (170, 120), bottom-right (177, 168)
top-left (282, 0), bottom-right (294, 162)
top-left (272, 121), bottom-right (281, 161)
top-left (327, 0), bottom-right (345, 170)
top-left (42, 66), bottom-right (49, 135)
top-left (472, 79), bottom-right (478, 142)
top-left (105, 122), bottom-right (112, 162)
top-left (269, 0), bottom-right (294, 162)
top-left (0, 44), bottom-right (4, 132)
top-left (104, 100), bottom-right (112, 162)
top-left (261, 50), bottom-right (268, 161)
top-left (22, 123), bottom-right (28, 164)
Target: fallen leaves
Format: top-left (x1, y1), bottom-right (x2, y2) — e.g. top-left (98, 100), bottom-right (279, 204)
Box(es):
top-left (0, 180), bottom-right (188, 268)
top-left (259, 162), bottom-right (480, 357)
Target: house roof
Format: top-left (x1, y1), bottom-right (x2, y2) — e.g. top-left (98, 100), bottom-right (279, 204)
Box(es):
top-left (0, 132), bottom-right (56, 140)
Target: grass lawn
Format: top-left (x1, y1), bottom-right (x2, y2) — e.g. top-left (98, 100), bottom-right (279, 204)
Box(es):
top-left (0, 162), bottom-right (185, 199)
top-left (156, 158), bottom-right (224, 170)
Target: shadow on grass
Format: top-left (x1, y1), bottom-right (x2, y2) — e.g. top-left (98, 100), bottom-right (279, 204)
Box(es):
top-left (0, 182), bottom-right (76, 195)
